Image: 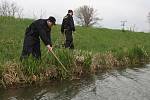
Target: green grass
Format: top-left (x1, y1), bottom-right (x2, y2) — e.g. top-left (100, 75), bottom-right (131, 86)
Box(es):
top-left (0, 16), bottom-right (150, 62)
top-left (75, 27), bottom-right (150, 52)
top-left (0, 16), bottom-right (150, 87)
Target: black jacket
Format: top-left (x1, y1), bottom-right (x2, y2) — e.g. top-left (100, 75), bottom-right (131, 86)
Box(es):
top-left (61, 14), bottom-right (75, 33)
top-left (23, 19), bottom-right (52, 47)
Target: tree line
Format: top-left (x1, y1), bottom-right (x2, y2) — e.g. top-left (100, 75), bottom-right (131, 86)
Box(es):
top-left (0, 0), bottom-right (23, 18)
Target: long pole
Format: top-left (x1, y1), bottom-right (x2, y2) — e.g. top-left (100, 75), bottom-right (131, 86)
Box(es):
top-left (50, 50), bottom-right (68, 72)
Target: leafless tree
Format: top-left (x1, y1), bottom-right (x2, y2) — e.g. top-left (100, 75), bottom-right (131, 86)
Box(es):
top-left (17, 8), bottom-right (23, 19)
top-left (74, 5), bottom-right (102, 27)
top-left (0, 0), bottom-right (23, 18)
top-left (0, 0), bottom-right (10, 16)
top-left (10, 1), bottom-right (19, 16)
top-left (39, 9), bottom-right (46, 19)
top-left (32, 11), bottom-right (37, 19)
top-left (32, 9), bottom-right (47, 20)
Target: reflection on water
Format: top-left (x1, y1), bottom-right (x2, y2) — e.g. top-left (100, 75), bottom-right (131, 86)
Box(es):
top-left (0, 64), bottom-right (150, 100)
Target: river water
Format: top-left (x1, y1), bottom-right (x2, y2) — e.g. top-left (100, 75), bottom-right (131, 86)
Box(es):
top-left (0, 64), bottom-right (150, 100)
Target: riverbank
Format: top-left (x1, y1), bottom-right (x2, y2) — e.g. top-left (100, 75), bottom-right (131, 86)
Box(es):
top-left (0, 17), bottom-right (150, 88)
top-left (0, 47), bottom-right (149, 88)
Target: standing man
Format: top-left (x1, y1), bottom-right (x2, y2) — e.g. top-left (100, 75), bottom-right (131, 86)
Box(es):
top-left (61, 10), bottom-right (75, 49)
top-left (20, 16), bottom-right (56, 60)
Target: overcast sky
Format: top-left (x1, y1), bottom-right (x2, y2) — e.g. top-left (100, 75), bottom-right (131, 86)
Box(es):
top-left (9, 0), bottom-right (150, 31)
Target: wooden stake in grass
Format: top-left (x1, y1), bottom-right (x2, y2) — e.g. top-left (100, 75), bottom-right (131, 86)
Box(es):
top-left (50, 50), bottom-right (68, 72)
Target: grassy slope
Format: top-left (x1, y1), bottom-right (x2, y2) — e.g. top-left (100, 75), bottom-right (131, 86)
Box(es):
top-left (76, 27), bottom-right (150, 52)
top-left (0, 17), bottom-right (150, 63)
top-left (0, 17), bottom-right (150, 87)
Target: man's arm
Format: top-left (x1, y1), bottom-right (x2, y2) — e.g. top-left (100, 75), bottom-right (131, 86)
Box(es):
top-left (69, 16), bottom-right (75, 32)
top-left (61, 19), bottom-right (65, 33)
top-left (36, 23), bottom-right (53, 51)
top-left (39, 28), bottom-right (53, 52)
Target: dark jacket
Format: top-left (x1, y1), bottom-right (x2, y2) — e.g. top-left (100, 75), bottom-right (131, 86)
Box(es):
top-left (61, 14), bottom-right (75, 33)
top-left (24, 19), bottom-right (52, 47)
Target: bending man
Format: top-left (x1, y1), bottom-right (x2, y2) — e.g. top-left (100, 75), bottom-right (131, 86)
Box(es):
top-left (20, 16), bottom-right (56, 60)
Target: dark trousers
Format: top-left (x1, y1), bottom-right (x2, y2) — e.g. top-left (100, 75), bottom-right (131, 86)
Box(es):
top-left (64, 30), bottom-right (74, 49)
top-left (20, 43), bottom-right (41, 61)
top-left (20, 26), bottom-right (41, 61)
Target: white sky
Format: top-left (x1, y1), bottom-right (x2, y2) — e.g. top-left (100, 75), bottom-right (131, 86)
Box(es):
top-left (6, 0), bottom-right (150, 31)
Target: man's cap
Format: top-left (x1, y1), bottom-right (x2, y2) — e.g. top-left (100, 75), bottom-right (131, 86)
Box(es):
top-left (48, 16), bottom-right (56, 25)
top-left (68, 10), bottom-right (73, 13)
